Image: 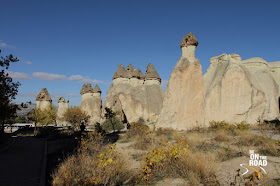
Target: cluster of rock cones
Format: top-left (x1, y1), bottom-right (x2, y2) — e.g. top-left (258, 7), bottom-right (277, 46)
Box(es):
top-left (36, 32), bottom-right (280, 130)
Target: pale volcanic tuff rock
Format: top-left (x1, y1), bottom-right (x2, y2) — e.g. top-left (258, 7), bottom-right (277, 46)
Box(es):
top-left (203, 54), bottom-right (279, 124)
top-left (242, 57), bottom-right (279, 121)
top-left (57, 97), bottom-right (70, 126)
top-left (103, 64), bottom-right (165, 123)
top-left (269, 61), bottom-right (280, 96)
top-left (156, 32), bottom-right (205, 130)
top-left (36, 88), bottom-right (52, 110)
top-left (79, 84), bottom-right (102, 125)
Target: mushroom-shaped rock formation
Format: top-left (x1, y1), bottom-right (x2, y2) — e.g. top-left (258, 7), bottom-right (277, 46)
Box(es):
top-left (144, 63), bottom-right (161, 85)
top-left (157, 32), bottom-right (204, 130)
top-left (36, 88), bottom-right (52, 101)
top-left (57, 96), bottom-right (70, 126)
top-left (58, 96), bottom-right (68, 103)
top-left (180, 32), bottom-right (199, 59)
top-left (103, 63), bottom-right (165, 123)
top-left (80, 84), bottom-right (94, 95)
top-left (79, 84), bottom-right (102, 126)
top-left (80, 84), bottom-right (94, 101)
top-left (36, 88), bottom-right (52, 109)
top-left (180, 32), bottom-right (198, 48)
top-left (203, 54), bottom-right (279, 124)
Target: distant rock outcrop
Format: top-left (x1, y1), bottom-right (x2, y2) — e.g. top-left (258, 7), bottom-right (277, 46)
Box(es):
top-left (79, 84), bottom-right (102, 126)
top-left (103, 63), bottom-right (165, 123)
top-left (57, 97), bottom-right (69, 126)
top-left (36, 88), bottom-right (52, 109)
top-left (203, 54), bottom-right (279, 124)
top-left (157, 32), bottom-right (205, 130)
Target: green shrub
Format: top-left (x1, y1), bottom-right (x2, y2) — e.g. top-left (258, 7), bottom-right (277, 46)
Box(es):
top-left (15, 116), bottom-right (27, 123)
top-left (209, 121), bottom-right (249, 132)
top-left (94, 122), bottom-right (105, 134)
top-left (137, 117), bottom-right (145, 125)
top-left (101, 117), bottom-right (124, 132)
top-left (235, 121), bottom-right (249, 131)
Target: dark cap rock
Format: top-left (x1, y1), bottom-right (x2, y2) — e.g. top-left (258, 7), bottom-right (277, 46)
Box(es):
top-left (36, 88), bottom-right (52, 101)
top-left (93, 85), bottom-right (102, 94)
top-left (145, 63), bottom-right (161, 82)
top-left (133, 68), bottom-right (144, 80)
top-left (80, 84), bottom-right (94, 95)
top-left (58, 96), bottom-right (69, 103)
top-left (112, 64), bottom-right (127, 80)
top-left (126, 64), bottom-right (134, 78)
top-left (180, 32), bottom-right (198, 48)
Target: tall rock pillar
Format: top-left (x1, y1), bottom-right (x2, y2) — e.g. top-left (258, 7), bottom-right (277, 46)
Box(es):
top-left (57, 96), bottom-right (69, 126)
top-left (157, 32), bottom-right (205, 130)
top-left (79, 84), bottom-right (102, 126)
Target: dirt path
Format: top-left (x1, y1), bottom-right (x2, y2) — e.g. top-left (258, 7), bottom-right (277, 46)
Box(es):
top-left (114, 133), bottom-right (146, 172)
top-left (0, 136), bottom-right (45, 186)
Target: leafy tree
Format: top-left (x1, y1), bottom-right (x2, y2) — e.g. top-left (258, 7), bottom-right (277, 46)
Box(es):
top-left (63, 106), bottom-right (90, 130)
top-left (101, 117), bottom-right (124, 132)
top-left (0, 50), bottom-right (20, 133)
top-left (28, 104), bottom-right (57, 131)
top-left (15, 116), bottom-right (27, 123)
top-left (102, 107), bottom-right (124, 132)
top-left (39, 105), bottom-right (57, 126)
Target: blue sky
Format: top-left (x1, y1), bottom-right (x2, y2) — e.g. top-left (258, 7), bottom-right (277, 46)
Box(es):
top-left (1, 0), bottom-right (280, 106)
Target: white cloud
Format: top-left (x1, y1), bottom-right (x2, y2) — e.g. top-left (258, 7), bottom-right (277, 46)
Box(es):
top-left (64, 93), bottom-right (79, 97)
top-left (32, 72), bottom-right (67, 81)
top-left (0, 41), bottom-right (14, 48)
top-left (6, 71), bottom-right (31, 80)
top-left (18, 93), bottom-right (37, 97)
top-left (22, 61), bottom-right (32, 65)
top-left (52, 93), bottom-right (79, 98)
top-left (68, 75), bottom-right (103, 84)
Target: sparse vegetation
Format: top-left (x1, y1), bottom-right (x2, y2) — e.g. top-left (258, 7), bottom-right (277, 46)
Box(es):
top-left (52, 132), bottom-right (132, 185)
top-left (52, 120), bottom-right (280, 185)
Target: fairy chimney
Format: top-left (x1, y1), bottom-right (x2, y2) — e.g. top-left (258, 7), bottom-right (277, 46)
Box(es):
top-left (57, 96), bottom-right (69, 126)
top-left (157, 32), bottom-right (205, 130)
top-left (80, 83), bottom-right (94, 101)
top-left (144, 63), bottom-right (161, 85)
top-left (36, 88), bottom-right (52, 109)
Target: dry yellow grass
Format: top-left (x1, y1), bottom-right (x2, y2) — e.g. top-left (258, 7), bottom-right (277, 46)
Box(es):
top-left (52, 132), bottom-right (133, 185)
top-left (52, 121), bottom-right (280, 185)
